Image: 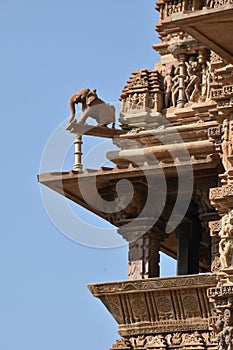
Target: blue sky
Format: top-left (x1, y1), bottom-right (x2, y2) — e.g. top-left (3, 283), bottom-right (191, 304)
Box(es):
top-left (0, 1), bottom-right (176, 349)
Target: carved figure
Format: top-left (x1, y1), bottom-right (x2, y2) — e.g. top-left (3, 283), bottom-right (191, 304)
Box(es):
top-left (219, 238), bottom-right (233, 268)
top-left (216, 317), bottom-right (233, 350)
top-left (219, 211), bottom-right (233, 238)
top-left (164, 65), bottom-right (175, 108)
top-left (111, 338), bottom-right (131, 349)
top-left (147, 335), bottom-right (167, 347)
top-left (171, 66), bottom-right (180, 107)
top-left (218, 333), bottom-right (225, 350)
top-left (216, 320), bottom-right (225, 350)
top-left (202, 61), bottom-right (212, 101)
top-left (67, 88), bottom-right (115, 128)
top-left (185, 57), bottom-right (202, 102)
top-left (148, 93), bottom-right (155, 109)
top-left (219, 211), bottom-right (233, 269)
top-left (132, 93), bottom-right (139, 109)
top-left (122, 96), bottom-right (131, 113)
top-left (222, 119), bottom-right (230, 173)
top-left (171, 333), bottom-right (182, 346)
top-left (224, 326), bottom-right (233, 350)
top-left (137, 93), bottom-right (146, 109)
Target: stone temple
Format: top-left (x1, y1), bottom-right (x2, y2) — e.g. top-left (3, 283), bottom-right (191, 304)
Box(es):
top-left (38, 2), bottom-right (233, 349)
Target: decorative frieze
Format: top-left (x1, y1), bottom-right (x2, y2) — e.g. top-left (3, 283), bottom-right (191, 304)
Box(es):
top-left (89, 274), bottom-right (217, 295)
top-left (211, 86), bottom-right (233, 100)
top-left (110, 330), bottom-right (217, 350)
top-left (206, 0), bottom-right (233, 8)
top-left (210, 185), bottom-right (233, 204)
top-left (208, 125), bottom-right (222, 140)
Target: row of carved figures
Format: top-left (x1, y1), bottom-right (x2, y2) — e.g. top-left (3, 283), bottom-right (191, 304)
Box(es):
top-left (120, 56), bottom-right (218, 114)
top-left (111, 331), bottom-right (217, 349)
top-left (164, 56), bottom-right (215, 108)
top-left (121, 93), bottom-right (157, 113)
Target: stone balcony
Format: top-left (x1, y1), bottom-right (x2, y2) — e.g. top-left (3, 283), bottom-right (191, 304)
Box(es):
top-left (88, 274), bottom-right (217, 338)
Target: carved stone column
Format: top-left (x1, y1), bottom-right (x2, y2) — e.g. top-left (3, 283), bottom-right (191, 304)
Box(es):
top-left (118, 221), bottom-right (166, 279)
top-left (128, 230), bottom-right (162, 279)
top-left (176, 217), bottom-right (201, 275)
top-left (73, 133), bottom-right (83, 171)
top-left (194, 181), bottom-right (220, 272)
top-left (209, 220), bottom-right (221, 273)
top-left (177, 54), bottom-right (187, 108)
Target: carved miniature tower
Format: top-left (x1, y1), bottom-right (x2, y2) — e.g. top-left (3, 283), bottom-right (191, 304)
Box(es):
top-left (38, 1), bottom-right (233, 350)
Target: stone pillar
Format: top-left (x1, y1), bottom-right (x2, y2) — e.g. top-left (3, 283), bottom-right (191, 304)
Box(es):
top-left (177, 54), bottom-right (187, 108)
top-left (209, 220), bottom-right (221, 273)
top-left (176, 218), bottom-right (192, 275)
top-left (176, 217), bottom-right (201, 275)
top-left (74, 133), bottom-right (83, 171)
top-left (128, 231), bottom-right (162, 279)
top-left (118, 222), bottom-right (166, 279)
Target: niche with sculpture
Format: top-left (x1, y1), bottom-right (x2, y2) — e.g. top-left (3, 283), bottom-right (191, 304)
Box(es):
top-left (163, 52), bottom-right (213, 109)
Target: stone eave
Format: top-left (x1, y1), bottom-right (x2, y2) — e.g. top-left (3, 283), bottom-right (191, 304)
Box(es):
top-left (38, 153), bottom-right (220, 225)
top-left (168, 6), bottom-right (233, 65)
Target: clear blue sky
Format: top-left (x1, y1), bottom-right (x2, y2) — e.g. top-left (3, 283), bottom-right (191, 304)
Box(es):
top-left (0, 1), bottom-right (176, 349)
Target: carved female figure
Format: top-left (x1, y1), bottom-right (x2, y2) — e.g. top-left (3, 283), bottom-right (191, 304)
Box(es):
top-left (219, 211), bottom-right (233, 269)
top-left (171, 67), bottom-right (180, 107)
top-left (164, 65), bottom-right (175, 108)
top-left (185, 57), bottom-right (202, 102)
top-left (221, 119), bottom-right (230, 173)
top-left (219, 238), bottom-right (233, 268)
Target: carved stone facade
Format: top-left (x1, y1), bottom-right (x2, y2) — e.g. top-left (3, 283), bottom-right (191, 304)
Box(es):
top-left (208, 287), bottom-right (233, 350)
top-left (111, 1), bottom-right (233, 347)
top-left (38, 1), bottom-right (233, 350)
